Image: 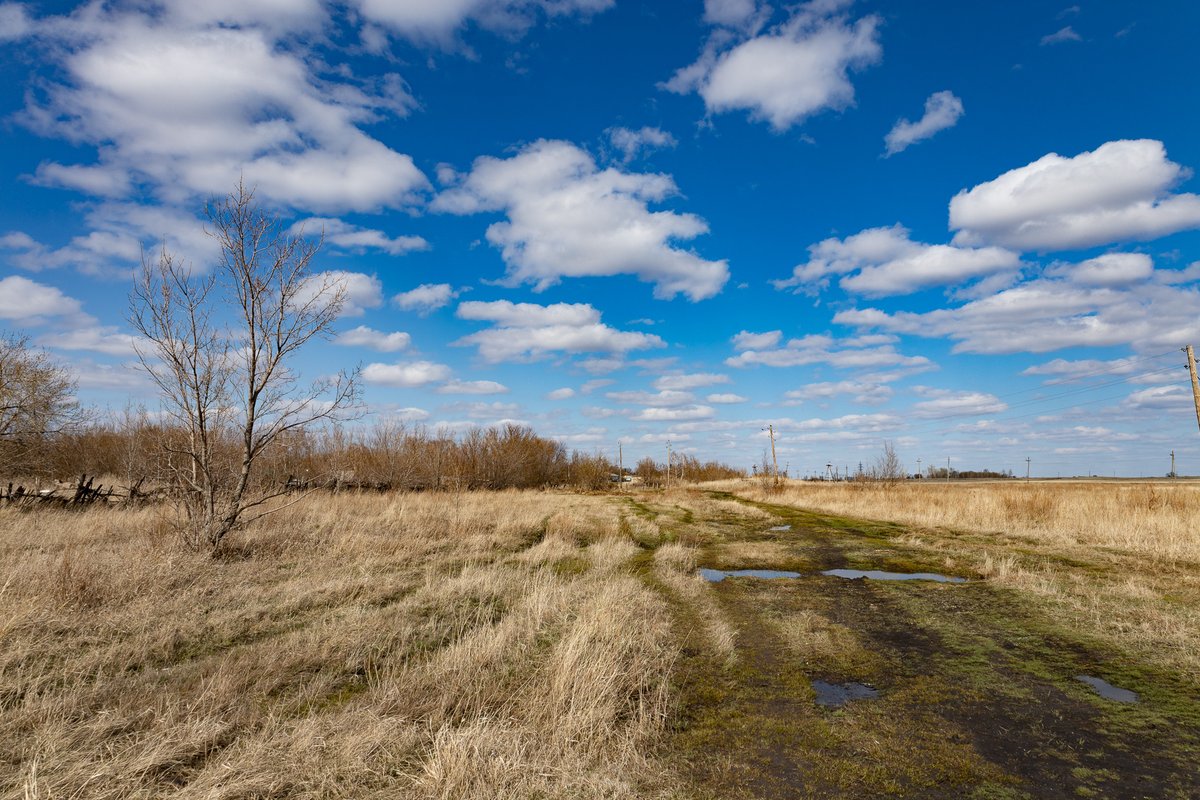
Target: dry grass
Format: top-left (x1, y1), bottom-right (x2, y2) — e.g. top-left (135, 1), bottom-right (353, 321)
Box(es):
top-left (726, 479), bottom-right (1200, 680)
top-left (1, 490), bottom-right (678, 799)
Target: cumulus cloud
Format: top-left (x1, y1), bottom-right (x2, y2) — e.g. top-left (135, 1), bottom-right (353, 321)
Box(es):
top-left (299, 271), bottom-right (383, 317)
top-left (836, 264), bottom-right (1200, 354)
top-left (0, 4), bottom-right (33, 41)
top-left (437, 380), bottom-right (509, 395)
top-left (775, 224), bottom-right (1021, 297)
top-left (703, 0), bottom-right (769, 32)
top-left (664, 0), bottom-right (882, 131)
top-left (785, 378), bottom-right (895, 406)
top-left (606, 389), bottom-right (696, 407)
top-left (37, 326), bottom-right (143, 356)
top-left (434, 139), bottom-right (728, 300)
top-left (393, 283), bottom-right (460, 314)
top-left (731, 329), bottom-right (782, 350)
top-left (654, 372), bottom-right (731, 391)
top-left (19, 5), bottom-right (427, 213)
top-left (884, 90), bottom-right (964, 156)
top-left (726, 331), bottom-right (934, 370)
top-left (911, 388), bottom-right (1007, 418)
top-left (607, 126), bottom-right (677, 163)
top-left (290, 218), bottom-right (428, 255)
top-left (350, 0), bottom-right (613, 44)
top-left (707, 392), bottom-right (747, 403)
top-left (634, 405), bottom-right (715, 421)
top-left (454, 299), bottom-right (664, 363)
top-left (547, 387), bottom-right (576, 400)
top-left (362, 360), bottom-right (452, 387)
top-left (1043, 253), bottom-right (1153, 287)
top-left (335, 325), bottom-right (411, 352)
top-left (0, 275), bottom-right (84, 321)
top-left (949, 140), bottom-right (1200, 251)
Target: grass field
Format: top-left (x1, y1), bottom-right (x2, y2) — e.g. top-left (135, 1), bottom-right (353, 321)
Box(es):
top-left (3, 481), bottom-right (1198, 798)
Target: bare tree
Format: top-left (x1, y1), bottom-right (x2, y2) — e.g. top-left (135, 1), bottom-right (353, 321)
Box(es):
top-left (874, 440), bottom-right (905, 485)
top-left (129, 181), bottom-right (358, 551)
top-left (0, 333), bottom-right (86, 476)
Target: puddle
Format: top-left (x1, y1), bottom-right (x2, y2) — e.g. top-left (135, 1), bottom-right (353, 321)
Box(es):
top-left (822, 568), bottom-right (967, 584)
top-left (1075, 675), bottom-right (1139, 703)
top-left (768, 525), bottom-right (792, 531)
top-left (812, 680), bottom-right (879, 708)
top-left (699, 568), bottom-right (802, 582)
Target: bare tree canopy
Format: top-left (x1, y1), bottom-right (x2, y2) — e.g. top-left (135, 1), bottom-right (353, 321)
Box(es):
top-left (0, 333), bottom-right (85, 474)
top-left (128, 181), bottom-right (359, 551)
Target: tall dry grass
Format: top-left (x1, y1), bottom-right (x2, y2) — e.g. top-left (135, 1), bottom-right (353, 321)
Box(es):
top-left (1, 491), bottom-right (677, 799)
top-left (732, 479), bottom-right (1200, 564)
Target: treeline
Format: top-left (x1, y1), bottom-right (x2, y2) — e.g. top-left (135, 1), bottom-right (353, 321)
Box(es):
top-left (1, 417), bottom-right (744, 492)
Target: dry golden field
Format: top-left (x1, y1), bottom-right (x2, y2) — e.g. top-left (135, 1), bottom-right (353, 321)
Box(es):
top-left (3, 481), bottom-right (1199, 798)
top-left (1, 492), bottom-right (677, 799)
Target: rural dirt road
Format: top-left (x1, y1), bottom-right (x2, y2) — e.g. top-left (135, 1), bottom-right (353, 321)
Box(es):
top-left (638, 491), bottom-right (1200, 799)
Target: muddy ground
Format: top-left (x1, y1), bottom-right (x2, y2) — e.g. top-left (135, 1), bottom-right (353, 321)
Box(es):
top-left (637, 491), bottom-right (1200, 799)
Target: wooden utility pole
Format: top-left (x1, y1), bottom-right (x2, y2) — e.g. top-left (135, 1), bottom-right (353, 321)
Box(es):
top-left (766, 424), bottom-right (779, 486)
top-left (1186, 345), bottom-right (1200, 434)
top-left (946, 457), bottom-right (951, 485)
top-left (618, 441), bottom-right (624, 491)
top-left (1025, 457), bottom-right (1031, 482)
top-left (665, 440), bottom-right (671, 490)
top-left (1171, 449), bottom-right (1176, 478)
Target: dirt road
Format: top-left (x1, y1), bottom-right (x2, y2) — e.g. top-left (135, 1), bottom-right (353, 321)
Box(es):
top-left (640, 491), bottom-right (1200, 799)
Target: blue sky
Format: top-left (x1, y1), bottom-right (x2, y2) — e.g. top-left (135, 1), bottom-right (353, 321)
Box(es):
top-left (2, 0), bottom-right (1199, 477)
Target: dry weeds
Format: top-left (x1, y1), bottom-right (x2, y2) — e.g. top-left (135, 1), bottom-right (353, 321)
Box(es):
top-left (1, 491), bottom-right (678, 799)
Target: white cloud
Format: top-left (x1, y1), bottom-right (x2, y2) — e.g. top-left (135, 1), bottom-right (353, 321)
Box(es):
top-left (362, 360), bottom-right (452, 387)
top-left (455, 300), bottom-right (664, 363)
top-left (580, 379), bottom-right (614, 394)
top-left (727, 332), bottom-right (934, 371)
top-left (433, 139), bottom-right (728, 301)
top-left (911, 389), bottom-right (1007, 418)
top-left (884, 90), bottom-right (963, 156)
top-left (350, 0), bottom-right (613, 44)
top-left (1041, 26), bottom-right (1081, 45)
top-left (607, 126), bottom-right (677, 163)
top-left (291, 218), bottom-right (428, 255)
top-left (1022, 356), bottom-right (1142, 381)
top-left (634, 405), bottom-right (715, 421)
top-left (394, 283), bottom-right (460, 314)
top-left (1124, 385), bottom-right (1193, 411)
top-left (775, 224), bottom-right (1022, 297)
top-left (707, 392), bottom-right (747, 403)
top-left (665, 1), bottom-right (882, 131)
top-left (732, 329), bottom-right (782, 350)
top-left (0, 3), bottom-right (32, 41)
top-left (37, 326), bottom-right (142, 356)
top-left (437, 380), bottom-right (509, 395)
top-left (785, 379), bottom-right (894, 406)
top-left (703, 0), bottom-right (769, 32)
top-left (836, 269), bottom-right (1200, 354)
top-left (20, 7), bottom-right (427, 213)
top-left (654, 372), bottom-right (731, 391)
top-left (300, 271), bottom-right (383, 317)
top-left (606, 389), bottom-right (696, 407)
top-left (0, 275), bottom-right (83, 320)
top-left (547, 387), bottom-right (576, 400)
top-left (949, 140), bottom-right (1200, 251)
top-left (1044, 253), bottom-right (1153, 288)
top-left (335, 325), bottom-right (411, 352)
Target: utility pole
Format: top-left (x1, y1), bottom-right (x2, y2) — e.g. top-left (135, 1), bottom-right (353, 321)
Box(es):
top-left (764, 424), bottom-right (779, 486)
top-left (946, 457), bottom-right (951, 485)
top-left (1025, 457), bottom-right (1031, 482)
top-left (618, 441), bottom-right (624, 491)
top-left (1186, 345), bottom-right (1200, 434)
top-left (916, 458), bottom-right (922, 480)
top-left (1171, 449), bottom-right (1176, 478)
top-left (665, 440), bottom-right (671, 490)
